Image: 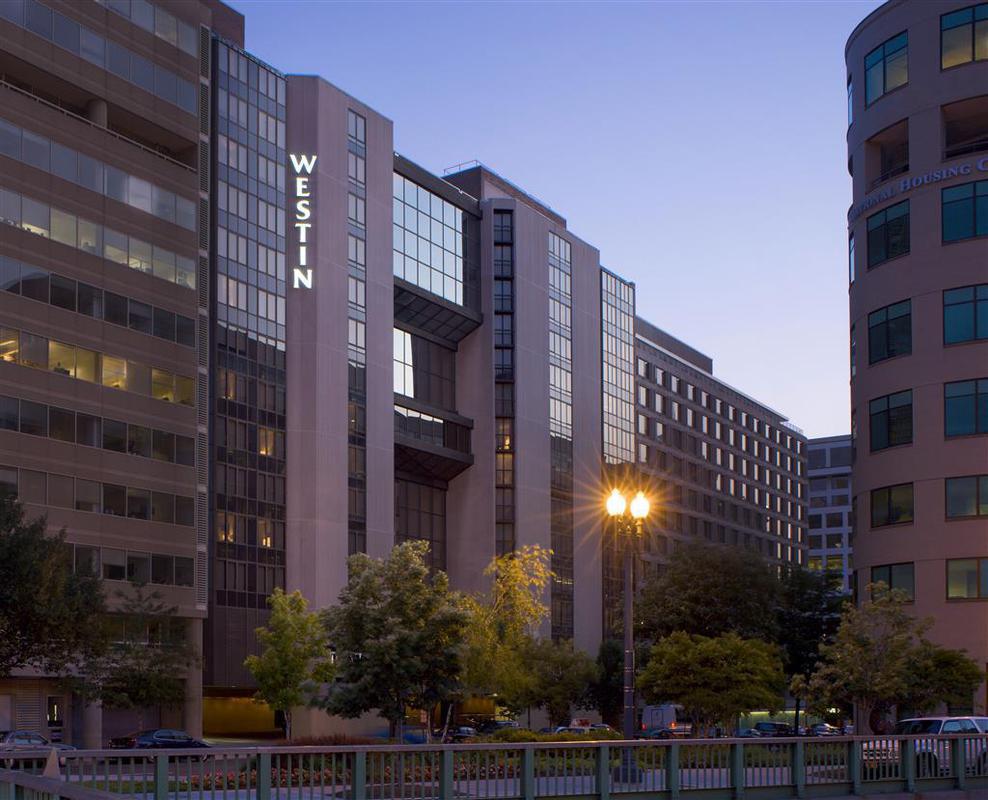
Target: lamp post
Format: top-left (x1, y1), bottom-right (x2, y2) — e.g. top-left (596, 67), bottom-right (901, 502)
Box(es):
top-left (605, 488), bottom-right (650, 742)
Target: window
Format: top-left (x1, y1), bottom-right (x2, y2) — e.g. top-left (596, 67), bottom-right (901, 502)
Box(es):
top-left (945, 284), bottom-right (988, 344)
top-left (101, 548), bottom-right (126, 581)
top-left (945, 475), bottom-right (988, 517)
top-left (943, 96), bottom-right (988, 159)
top-left (865, 32), bottom-right (908, 105)
top-left (848, 234), bottom-right (855, 284)
top-left (945, 379), bottom-right (988, 436)
top-left (867, 119), bottom-right (909, 187)
top-left (867, 200), bottom-right (910, 267)
top-left (847, 76), bottom-right (854, 127)
top-left (942, 180), bottom-right (988, 242)
top-left (946, 558), bottom-right (988, 599)
top-left (871, 483), bottom-right (914, 527)
top-left (871, 562), bottom-right (915, 600)
top-left (941, 4), bottom-right (988, 69)
top-left (868, 300), bottom-right (911, 363)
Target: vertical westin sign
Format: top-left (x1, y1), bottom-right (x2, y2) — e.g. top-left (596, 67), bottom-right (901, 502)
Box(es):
top-left (291, 153), bottom-right (317, 289)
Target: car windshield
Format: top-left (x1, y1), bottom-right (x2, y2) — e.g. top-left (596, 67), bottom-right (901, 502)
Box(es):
top-left (894, 720), bottom-right (942, 734)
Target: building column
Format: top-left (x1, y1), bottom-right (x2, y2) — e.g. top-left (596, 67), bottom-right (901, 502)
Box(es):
top-left (82, 700), bottom-right (102, 749)
top-left (184, 618), bottom-right (203, 738)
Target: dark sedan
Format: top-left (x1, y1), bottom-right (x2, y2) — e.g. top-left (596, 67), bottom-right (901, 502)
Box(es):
top-left (109, 729), bottom-right (209, 749)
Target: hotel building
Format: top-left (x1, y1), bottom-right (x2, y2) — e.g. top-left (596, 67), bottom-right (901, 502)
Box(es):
top-left (807, 435), bottom-right (853, 593)
top-left (0, 0), bottom-right (808, 741)
top-left (847, 0), bottom-right (988, 713)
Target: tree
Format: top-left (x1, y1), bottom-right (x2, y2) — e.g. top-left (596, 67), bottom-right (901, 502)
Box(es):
top-left (76, 583), bottom-right (198, 731)
top-left (244, 588), bottom-right (334, 740)
top-left (529, 638), bottom-right (598, 727)
top-left (462, 546), bottom-right (551, 716)
top-left (639, 632), bottom-right (784, 733)
top-left (317, 541), bottom-right (470, 741)
top-left (776, 567), bottom-right (843, 731)
top-left (0, 497), bottom-right (105, 676)
top-left (588, 639), bottom-right (623, 727)
top-left (636, 543), bottom-right (780, 643)
top-left (805, 584), bottom-right (980, 732)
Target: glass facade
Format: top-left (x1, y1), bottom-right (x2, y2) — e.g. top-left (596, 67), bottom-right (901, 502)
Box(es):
top-left (210, 42), bottom-right (287, 666)
top-left (393, 174), bottom-right (474, 307)
top-left (548, 232), bottom-right (574, 641)
top-left (601, 271), bottom-right (636, 464)
top-left (494, 211), bottom-right (515, 555)
top-left (348, 110), bottom-right (368, 556)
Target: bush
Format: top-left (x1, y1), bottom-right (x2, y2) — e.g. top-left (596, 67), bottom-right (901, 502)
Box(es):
top-left (484, 728), bottom-right (621, 744)
top-left (278, 734), bottom-right (380, 746)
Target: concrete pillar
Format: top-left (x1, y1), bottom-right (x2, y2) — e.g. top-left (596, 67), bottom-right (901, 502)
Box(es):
top-left (184, 618), bottom-right (203, 738)
top-left (82, 701), bottom-right (102, 749)
top-left (85, 99), bottom-right (108, 127)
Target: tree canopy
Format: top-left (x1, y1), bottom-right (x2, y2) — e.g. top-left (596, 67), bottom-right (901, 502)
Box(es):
top-left (528, 638), bottom-right (597, 727)
top-left (244, 588), bottom-right (334, 739)
top-left (0, 497), bottom-right (105, 677)
top-left (317, 541), bottom-right (470, 739)
top-left (639, 632), bottom-right (784, 732)
top-left (636, 543), bottom-right (780, 642)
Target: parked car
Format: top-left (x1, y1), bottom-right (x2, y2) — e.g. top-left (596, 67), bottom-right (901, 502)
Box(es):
top-left (637, 727), bottom-right (675, 740)
top-left (475, 719), bottom-right (519, 735)
top-left (0, 731), bottom-right (76, 751)
top-left (109, 729), bottom-right (209, 749)
top-left (444, 726), bottom-right (477, 743)
top-left (754, 721), bottom-right (796, 737)
top-left (736, 728), bottom-right (762, 738)
top-left (589, 724), bottom-right (616, 734)
top-left (862, 717), bottom-right (988, 776)
top-left (809, 723), bottom-right (841, 737)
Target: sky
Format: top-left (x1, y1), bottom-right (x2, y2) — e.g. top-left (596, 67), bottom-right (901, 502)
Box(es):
top-left (230, 0), bottom-right (885, 439)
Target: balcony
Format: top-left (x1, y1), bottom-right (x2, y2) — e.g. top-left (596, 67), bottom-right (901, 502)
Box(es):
top-left (394, 398), bottom-right (473, 481)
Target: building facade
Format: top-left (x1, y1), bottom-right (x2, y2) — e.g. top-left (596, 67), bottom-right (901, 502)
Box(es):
top-left (846, 0), bottom-right (988, 713)
top-left (0, 0), bottom-right (810, 742)
top-left (807, 435), bottom-right (853, 592)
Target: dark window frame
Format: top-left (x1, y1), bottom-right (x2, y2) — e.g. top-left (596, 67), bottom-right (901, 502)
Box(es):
top-left (868, 299), bottom-right (911, 363)
top-left (870, 482), bottom-right (914, 528)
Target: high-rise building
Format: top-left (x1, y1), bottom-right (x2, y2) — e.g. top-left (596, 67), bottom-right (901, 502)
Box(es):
top-left (846, 0), bottom-right (988, 713)
top-left (0, 0), bottom-right (809, 741)
top-left (806, 436), bottom-right (853, 592)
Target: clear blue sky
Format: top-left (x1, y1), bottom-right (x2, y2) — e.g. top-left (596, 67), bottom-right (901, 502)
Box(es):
top-left (230, 0), bottom-right (884, 439)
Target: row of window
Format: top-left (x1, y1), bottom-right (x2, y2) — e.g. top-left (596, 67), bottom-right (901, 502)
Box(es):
top-left (0, 255), bottom-right (195, 348)
top-left (867, 379), bottom-right (988, 451)
top-left (96, 0), bottom-right (198, 56)
top-left (1, 466), bottom-right (194, 524)
top-left (867, 558), bottom-right (988, 601)
top-left (0, 0), bottom-right (196, 114)
top-left (0, 394), bottom-right (194, 466)
top-left (871, 474), bottom-right (988, 527)
top-left (0, 117), bottom-right (196, 230)
top-left (0, 324), bottom-right (195, 406)
top-left (0, 187), bottom-right (197, 289)
top-left (72, 542), bottom-right (195, 587)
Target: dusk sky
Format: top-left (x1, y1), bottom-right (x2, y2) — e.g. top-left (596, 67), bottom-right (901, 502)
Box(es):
top-left (230, 0), bottom-right (885, 439)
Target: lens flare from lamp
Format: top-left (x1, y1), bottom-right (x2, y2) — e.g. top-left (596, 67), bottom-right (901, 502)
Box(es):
top-left (606, 488), bottom-right (626, 517)
top-left (630, 491), bottom-right (650, 520)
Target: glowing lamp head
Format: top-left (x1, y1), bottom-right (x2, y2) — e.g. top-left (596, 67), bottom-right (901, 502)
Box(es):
top-left (630, 491), bottom-right (650, 520)
top-left (606, 489), bottom-right (627, 517)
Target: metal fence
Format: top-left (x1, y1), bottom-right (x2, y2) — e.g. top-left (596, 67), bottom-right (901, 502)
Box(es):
top-left (2, 735), bottom-right (987, 800)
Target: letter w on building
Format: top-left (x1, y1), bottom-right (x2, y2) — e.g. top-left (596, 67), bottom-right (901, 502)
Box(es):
top-left (290, 154), bottom-right (318, 174)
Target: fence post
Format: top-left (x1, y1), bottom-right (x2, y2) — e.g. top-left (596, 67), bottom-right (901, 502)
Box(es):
top-left (522, 746), bottom-right (535, 800)
top-left (257, 751), bottom-right (271, 800)
top-left (952, 737), bottom-right (967, 790)
top-left (849, 740), bottom-right (862, 795)
top-left (668, 742), bottom-right (680, 800)
top-left (154, 754), bottom-right (168, 800)
top-left (793, 740), bottom-right (806, 798)
top-left (598, 744), bottom-right (610, 800)
top-left (352, 751), bottom-right (367, 800)
top-left (439, 749), bottom-right (454, 800)
top-left (730, 742), bottom-right (744, 800)
top-left (901, 739), bottom-right (915, 793)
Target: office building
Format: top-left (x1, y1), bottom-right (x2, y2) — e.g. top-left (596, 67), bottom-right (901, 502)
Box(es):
top-left (807, 436), bottom-right (853, 592)
top-left (846, 0), bottom-right (988, 712)
top-left (0, 0), bottom-right (809, 741)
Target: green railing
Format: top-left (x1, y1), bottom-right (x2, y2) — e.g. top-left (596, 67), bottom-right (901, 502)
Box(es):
top-left (0, 768), bottom-right (119, 800)
top-left (2, 735), bottom-right (987, 800)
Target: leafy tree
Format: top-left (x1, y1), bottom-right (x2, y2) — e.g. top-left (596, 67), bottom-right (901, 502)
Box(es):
top-left (244, 588), bottom-right (334, 740)
top-left (805, 584), bottom-right (980, 732)
top-left (75, 583), bottom-right (198, 731)
top-left (462, 546), bottom-right (551, 714)
top-left (529, 638), bottom-right (598, 727)
top-left (0, 497), bottom-right (105, 676)
top-left (636, 543), bottom-right (780, 643)
top-left (776, 567), bottom-right (843, 731)
top-left (588, 639), bottom-right (623, 727)
top-left (639, 632), bottom-right (784, 733)
top-left (317, 541), bottom-right (470, 741)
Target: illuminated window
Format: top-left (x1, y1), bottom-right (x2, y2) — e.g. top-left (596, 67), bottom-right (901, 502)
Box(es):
top-left (101, 355), bottom-right (126, 389)
top-left (865, 32), bottom-right (907, 105)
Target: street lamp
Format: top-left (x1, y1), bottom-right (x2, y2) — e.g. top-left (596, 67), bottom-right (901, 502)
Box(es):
top-left (606, 488), bottom-right (650, 743)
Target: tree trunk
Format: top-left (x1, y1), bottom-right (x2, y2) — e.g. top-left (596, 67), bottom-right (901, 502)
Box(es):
top-left (285, 709), bottom-right (292, 741)
top-left (793, 697), bottom-right (801, 735)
